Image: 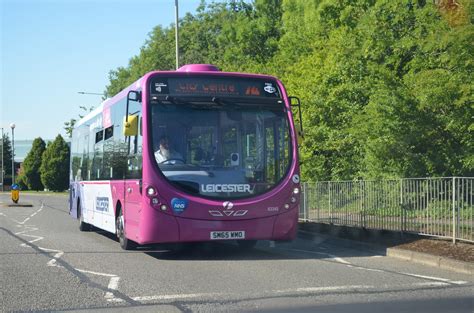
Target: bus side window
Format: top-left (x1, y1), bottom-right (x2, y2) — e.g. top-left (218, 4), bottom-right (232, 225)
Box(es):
top-left (125, 95), bottom-right (142, 179)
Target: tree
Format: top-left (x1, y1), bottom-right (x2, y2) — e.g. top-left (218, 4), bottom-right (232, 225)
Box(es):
top-left (40, 135), bottom-right (70, 192)
top-left (21, 137), bottom-right (46, 190)
top-left (272, 0), bottom-right (473, 180)
top-left (64, 105), bottom-right (95, 138)
top-left (1, 133), bottom-right (13, 184)
top-left (101, 0), bottom-right (473, 181)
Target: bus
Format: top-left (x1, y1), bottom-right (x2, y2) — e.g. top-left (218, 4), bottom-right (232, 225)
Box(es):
top-left (69, 64), bottom-right (303, 250)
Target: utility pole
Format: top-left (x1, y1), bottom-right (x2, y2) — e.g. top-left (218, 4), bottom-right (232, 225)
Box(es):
top-left (175, 0), bottom-right (179, 69)
top-left (10, 123), bottom-right (15, 185)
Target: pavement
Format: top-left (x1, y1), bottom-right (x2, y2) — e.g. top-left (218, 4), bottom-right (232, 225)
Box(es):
top-left (386, 247), bottom-right (474, 275)
top-left (299, 222), bottom-right (474, 275)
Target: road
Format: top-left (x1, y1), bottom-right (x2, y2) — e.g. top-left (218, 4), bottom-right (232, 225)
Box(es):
top-left (1, 193), bottom-right (472, 313)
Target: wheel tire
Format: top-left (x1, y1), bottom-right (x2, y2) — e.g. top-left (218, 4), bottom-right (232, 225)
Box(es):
top-left (237, 240), bottom-right (257, 250)
top-left (78, 199), bottom-right (91, 231)
top-left (116, 208), bottom-right (136, 250)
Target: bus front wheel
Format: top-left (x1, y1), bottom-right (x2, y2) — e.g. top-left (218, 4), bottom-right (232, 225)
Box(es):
top-left (116, 209), bottom-right (136, 250)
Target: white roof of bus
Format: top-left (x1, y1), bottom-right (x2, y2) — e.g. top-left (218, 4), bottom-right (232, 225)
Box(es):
top-left (74, 77), bottom-right (143, 129)
top-left (74, 99), bottom-right (109, 128)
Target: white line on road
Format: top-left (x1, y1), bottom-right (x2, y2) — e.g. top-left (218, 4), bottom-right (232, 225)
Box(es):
top-left (278, 285), bottom-right (372, 293)
top-left (275, 246), bottom-right (469, 286)
top-left (346, 264), bottom-right (385, 273)
top-left (15, 226), bottom-right (44, 244)
top-left (9, 205), bottom-right (124, 304)
top-left (398, 272), bottom-right (468, 285)
top-left (282, 247), bottom-right (352, 265)
top-left (105, 277), bottom-right (124, 303)
top-left (76, 268), bottom-right (124, 303)
top-left (133, 293), bottom-right (219, 302)
top-left (131, 281), bottom-right (460, 304)
top-left (413, 282), bottom-right (450, 287)
top-left (17, 205), bottom-right (44, 224)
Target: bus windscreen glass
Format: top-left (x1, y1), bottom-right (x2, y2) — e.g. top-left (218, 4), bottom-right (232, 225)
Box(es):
top-left (150, 93), bottom-right (291, 199)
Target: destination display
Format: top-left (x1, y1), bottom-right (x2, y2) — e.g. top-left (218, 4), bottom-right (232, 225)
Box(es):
top-left (149, 76), bottom-right (281, 98)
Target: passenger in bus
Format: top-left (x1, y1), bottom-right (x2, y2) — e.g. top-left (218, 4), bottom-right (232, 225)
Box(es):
top-left (155, 136), bottom-right (183, 164)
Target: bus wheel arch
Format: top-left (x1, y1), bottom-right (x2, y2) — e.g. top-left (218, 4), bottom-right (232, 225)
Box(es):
top-left (114, 200), bottom-right (122, 220)
top-left (115, 202), bottom-right (136, 250)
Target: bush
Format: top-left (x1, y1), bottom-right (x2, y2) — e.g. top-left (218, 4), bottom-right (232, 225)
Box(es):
top-left (40, 135), bottom-right (70, 192)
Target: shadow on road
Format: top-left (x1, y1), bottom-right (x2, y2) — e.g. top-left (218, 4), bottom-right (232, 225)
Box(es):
top-left (90, 223), bottom-right (390, 262)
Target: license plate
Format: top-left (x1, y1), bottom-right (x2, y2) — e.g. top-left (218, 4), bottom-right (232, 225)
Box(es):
top-left (210, 231), bottom-right (245, 240)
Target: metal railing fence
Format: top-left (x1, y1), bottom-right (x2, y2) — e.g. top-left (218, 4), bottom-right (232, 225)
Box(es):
top-left (300, 177), bottom-right (473, 243)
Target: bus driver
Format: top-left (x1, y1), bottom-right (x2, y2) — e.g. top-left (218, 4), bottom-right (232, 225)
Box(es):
top-left (154, 136), bottom-right (183, 164)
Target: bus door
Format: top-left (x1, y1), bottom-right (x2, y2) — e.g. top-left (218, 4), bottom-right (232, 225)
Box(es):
top-left (123, 92), bottom-right (142, 239)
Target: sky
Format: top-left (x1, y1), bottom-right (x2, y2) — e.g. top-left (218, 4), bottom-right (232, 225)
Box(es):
top-left (1, 0), bottom-right (204, 140)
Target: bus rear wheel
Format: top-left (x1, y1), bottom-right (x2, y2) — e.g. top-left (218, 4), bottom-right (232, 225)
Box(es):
top-left (116, 209), bottom-right (136, 250)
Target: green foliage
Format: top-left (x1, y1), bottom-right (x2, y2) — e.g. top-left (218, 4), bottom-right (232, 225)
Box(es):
top-left (64, 105), bottom-right (95, 138)
top-left (1, 133), bottom-right (13, 179)
top-left (40, 135), bottom-right (70, 192)
top-left (21, 137), bottom-right (46, 191)
top-left (15, 171), bottom-right (28, 190)
top-left (276, 0), bottom-right (473, 180)
top-left (103, 0), bottom-right (473, 182)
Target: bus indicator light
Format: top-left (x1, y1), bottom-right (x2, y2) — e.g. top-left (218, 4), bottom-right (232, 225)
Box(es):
top-left (151, 197), bottom-right (160, 206)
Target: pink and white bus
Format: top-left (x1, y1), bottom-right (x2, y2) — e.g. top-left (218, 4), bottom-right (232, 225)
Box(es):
top-left (69, 64), bottom-right (302, 250)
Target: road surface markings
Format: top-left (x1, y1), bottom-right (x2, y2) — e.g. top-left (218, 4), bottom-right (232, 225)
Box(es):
top-left (274, 285), bottom-right (372, 294)
top-left (274, 246), bottom-right (469, 286)
top-left (398, 272), bottom-right (468, 285)
top-left (133, 293), bottom-right (218, 302)
top-left (15, 226), bottom-right (44, 245)
top-left (282, 247), bottom-right (352, 265)
top-left (105, 276), bottom-right (123, 303)
top-left (131, 281), bottom-right (464, 304)
top-left (9, 205), bottom-right (124, 304)
top-left (12, 204), bottom-right (44, 225)
top-left (37, 247), bottom-right (65, 267)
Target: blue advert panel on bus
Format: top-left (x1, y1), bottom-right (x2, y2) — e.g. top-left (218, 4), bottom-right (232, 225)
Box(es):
top-left (149, 77), bottom-right (281, 99)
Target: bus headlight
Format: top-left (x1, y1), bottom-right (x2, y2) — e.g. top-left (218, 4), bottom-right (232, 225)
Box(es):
top-left (284, 203), bottom-right (290, 210)
top-left (290, 197), bottom-right (297, 203)
top-left (160, 204), bottom-right (168, 211)
top-left (293, 187), bottom-right (300, 194)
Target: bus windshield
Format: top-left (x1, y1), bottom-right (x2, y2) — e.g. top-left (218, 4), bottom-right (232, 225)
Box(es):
top-left (150, 98), bottom-right (291, 199)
